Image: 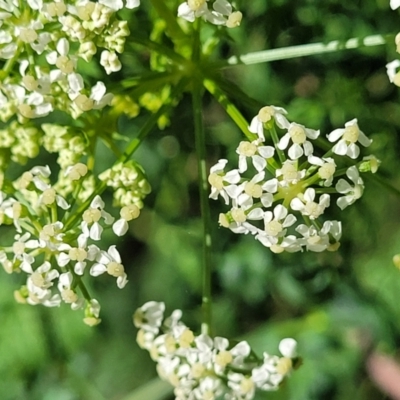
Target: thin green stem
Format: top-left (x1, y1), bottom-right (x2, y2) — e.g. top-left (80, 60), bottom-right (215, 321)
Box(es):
top-left (127, 37), bottom-right (188, 66)
top-left (192, 23), bottom-right (213, 336)
top-left (221, 34), bottom-right (389, 67)
top-left (149, 0), bottom-right (187, 42)
top-left (203, 79), bottom-right (257, 142)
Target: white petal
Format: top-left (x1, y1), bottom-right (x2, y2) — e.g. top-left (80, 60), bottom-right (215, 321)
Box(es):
top-left (279, 338), bottom-right (297, 358)
top-left (252, 155), bottom-right (266, 171)
top-left (288, 143), bottom-right (303, 160)
top-left (346, 143), bottom-right (360, 159)
top-left (90, 263), bottom-right (107, 277)
top-left (327, 128), bottom-right (344, 142)
top-left (107, 245), bottom-right (121, 263)
top-left (113, 219), bottom-right (129, 236)
top-left (90, 223), bottom-right (103, 241)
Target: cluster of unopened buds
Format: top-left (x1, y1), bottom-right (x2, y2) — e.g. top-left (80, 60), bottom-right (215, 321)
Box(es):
top-left (134, 301), bottom-right (300, 400)
top-left (209, 105), bottom-right (378, 253)
top-left (178, 0), bottom-right (242, 28)
top-left (0, 161), bottom-right (150, 325)
top-left (0, 0), bottom-right (140, 122)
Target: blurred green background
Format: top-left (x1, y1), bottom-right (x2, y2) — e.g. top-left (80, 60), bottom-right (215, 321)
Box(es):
top-left (2, 0), bottom-right (400, 399)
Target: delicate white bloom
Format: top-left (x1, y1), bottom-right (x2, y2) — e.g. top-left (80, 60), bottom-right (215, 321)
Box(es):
top-left (278, 122), bottom-right (319, 160)
top-left (276, 160), bottom-right (305, 186)
top-left (336, 166), bottom-right (364, 210)
top-left (90, 245), bottom-right (128, 288)
top-left (113, 204), bottom-right (140, 236)
top-left (208, 159), bottom-right (241, 205)
top-left (308, 156), bottom-right (336, 186)
top-left (236, 140), bottom-right (275, 173)
top-left (255, 205), bottom-right (296, 248)
top-left (249, 106), bottom-right (290, 141)
top-left (81, 195), bottom-right (114, 240)
top-left (177, 0), bottom-right (210, 23)
top-left (327, 119), bottom-right (372, 159)
top-left (134, 301), bottom-right (165, 334)
top-left (290, 188), bottom-right (330, 219)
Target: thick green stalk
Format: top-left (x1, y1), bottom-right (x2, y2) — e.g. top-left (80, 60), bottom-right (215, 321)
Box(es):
top-left (223, 34), bottom-right (388, 67)
top-left (203, 79), bottom-right (257, 141)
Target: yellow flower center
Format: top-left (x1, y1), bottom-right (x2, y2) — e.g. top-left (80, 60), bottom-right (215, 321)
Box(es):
top-left (265, 220), bottom-right (283, 236)
top-left (343, 125), bottom-right (359, 143)
top-left (238, 141), bottom-right (257, 156)
top-left (289, 125), bottom-right (306, 144)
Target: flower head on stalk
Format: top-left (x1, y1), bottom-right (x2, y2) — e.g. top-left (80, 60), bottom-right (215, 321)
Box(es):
top-left (209, 105), bottom-right (377, 253)
top-left (134, 302), bottom-right (301, 399)
top-left (0, 161), bottom-right (149, 324)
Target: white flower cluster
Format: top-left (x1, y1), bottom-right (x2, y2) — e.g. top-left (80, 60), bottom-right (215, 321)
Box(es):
top-left (209, 106), bottom-right (376, 253)
top-left (178, 0), bottom-right (242, 28)
top-left (0, 0), bottom-right (139, 122)
top-left (386, 1), bottom-right (400, 84)
top-left (0, 162), bottom-right (147, 325)
top-left (134, 301), bottom-right (300, 400)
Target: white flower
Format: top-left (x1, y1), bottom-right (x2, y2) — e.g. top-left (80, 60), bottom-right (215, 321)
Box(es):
top-left (208, 159), bottom-right (241, 205)
top-left (278, 122), bottom-right (319, 160)
top-left (236, 139), bottom-right (275, 173)
top-left (276, 160), bottom-right (305, 186)
top-left (133, 301), bottom-right (165, 334)
top-left (113, 204), bottom-right (140, 236)
top-left (327, 118), bottom-right (372, 159)
top-left (248, 106), bottom-right (290, 141)
top-left (290, 188), bottom-right (330, 219)
top-left (58, 271), bottom-right (84, 309)
top-left (178, 0), bottom-right (210, 23)
top-left (81, 195), bottom-right (114, 240)
top-left (308, 156), bottom-right (336, 186)
top-left (90, 245), bottom-right (128, 288)
top-left (335, 166), bottom-right (364, 210)
top-left (295, 224), bottom-right (330, 252)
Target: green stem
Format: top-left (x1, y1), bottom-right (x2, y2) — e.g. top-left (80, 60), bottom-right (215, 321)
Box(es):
top-left (127, 37), bottom-right (188, 66)
top-left (192, 23), bottom-right (213, 336)
top-left (203, 79), bottom-right (257, 142)
top-left (149, 0), bottom-right (187, 42)
top-left (221, 34), bottom-right (389, 67)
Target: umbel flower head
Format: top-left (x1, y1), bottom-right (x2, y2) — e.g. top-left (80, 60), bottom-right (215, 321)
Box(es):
top-left (134, 302), bottom-right (301, 400)
top-left (0, 161), bottom-right (149, 325)
top-left (209, 105), bottom-right (376, 253)
top-left (0, 0), bottom-right (140, 122)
